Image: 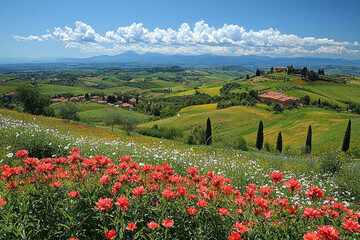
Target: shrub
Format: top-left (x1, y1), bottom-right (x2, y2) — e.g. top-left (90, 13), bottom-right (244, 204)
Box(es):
top-left (233, 136), bottom-right (248, 151)
top-left (272, 102), bottom-right (283, 113)
top-left (264, 142), bottom-right (271, 152)
top-left (318, 151), bottom-right (346, 175)
top-left (161, 127), bottom-right (184, 140)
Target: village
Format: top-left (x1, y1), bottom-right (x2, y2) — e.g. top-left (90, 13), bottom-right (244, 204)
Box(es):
top-left (50, 94), bottom-right (137, 110)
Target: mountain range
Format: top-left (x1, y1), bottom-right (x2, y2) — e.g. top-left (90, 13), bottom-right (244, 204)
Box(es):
top-left (0, 51), bottom-right (359, 71)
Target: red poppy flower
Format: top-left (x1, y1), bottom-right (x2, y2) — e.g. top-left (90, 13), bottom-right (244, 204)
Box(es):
top-left (68, 191), bottom-right (79, 198)
top-left (187, 166), bottom-right (198, 175)
top-left (132, 186), bottom-right (145, 197)
top-left (270, 172), bottom-right (283, 185)
top-left (342, 218), bottom-right (360, 233)
top-left (99, 175), bottom-right (111, 184)
top-left (233, 221), bottom-right (247, 234)
top-left (317, 225), bottom-right (339, 240)
top-left (228, 231), bottom-right (242, 240)
top-left (0, 197), bottom-right (6, 207)
top-left (285, 178), bottom-right (301, 192)
top-left (151, 171), bottom-right (162, 180)
top-left (16, 150), bottom-right (28, 158)
top-left (187, 208), bottom-right (197, 215)
top-left (303, 207), bottom-right (322, 219)
top-left (68, 238), bottom-right (79, 240)
top-left (115, 195), bottom-right (130, 211)
top-left (306, 187), bottom-right (324, 200)
top-left (126, 222), bottom-right (137, 231)
top-left (120, 155), bottom-right (132, 162)
top-left (94, 197), bottom-right (113, 211)
top-left (50, 182), bottom-right (62, 188)
top-left (259, 186), bottom-right (274, 197)
top-left (303, 231), bottom-right (321, 240)
top-left (105, 229), bottom-right (116, 239)
top-left (162, 218), bottom-right (174, 228)
top-left (197, 199), bottom-right (207, 208)
top-left (147, 221), bottom-right (159, 230)
top-left (141, 164), bottom-right (153, 173)
top-left (177, 186), bottom-right (187, 196)
top-left (218, 208), bottom-right (229, 216)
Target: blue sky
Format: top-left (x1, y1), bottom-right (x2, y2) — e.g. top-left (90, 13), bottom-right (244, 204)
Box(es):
top-left (1, 0), bottom-right (359, 59)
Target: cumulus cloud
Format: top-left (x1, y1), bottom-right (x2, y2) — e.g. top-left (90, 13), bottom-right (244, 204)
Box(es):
top-left (13, 20), bottom-right (359, 57)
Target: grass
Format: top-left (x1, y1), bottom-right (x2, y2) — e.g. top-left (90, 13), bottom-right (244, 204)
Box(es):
top-left (284, 89), bottom-right (347, 107)
top-left (306, 84), bottom-right (360, 103)
top-left (76, 102), bottom-right (151, 123)
top-left (173, 87), bottom-right (222, 97)
top-left (139, 104), bottom-right (360, 153)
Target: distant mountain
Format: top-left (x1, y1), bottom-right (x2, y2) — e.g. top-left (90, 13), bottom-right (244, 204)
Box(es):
top-left (57, 51), bottom-right (360, 67)
top-left (0, 51), bottom-right (359, 72)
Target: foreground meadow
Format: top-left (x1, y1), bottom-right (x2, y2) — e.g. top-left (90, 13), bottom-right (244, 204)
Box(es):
top-left (0, 109), bottom-right (359, 239)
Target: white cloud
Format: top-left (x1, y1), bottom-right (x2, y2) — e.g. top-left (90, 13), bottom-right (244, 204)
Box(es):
top-left (14, 35), bottom-right (44, 42)
top-left (13, 21), bottom-right (359, 57)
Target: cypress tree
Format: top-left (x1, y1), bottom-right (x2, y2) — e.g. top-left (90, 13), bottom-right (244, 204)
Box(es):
top-left (342, 119), bottom-right (351, 152)
top-left (276, 131), bottom-right (282, 153)
top-left (256, 120), bottom-right (264, 150)
top-left (205, 117), bottom-right (212, 145)
top-left (305, 125), bottom-right (312, 153)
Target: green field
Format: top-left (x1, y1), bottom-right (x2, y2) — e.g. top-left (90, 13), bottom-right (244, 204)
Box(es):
top-left (75, 102), bottom-right (151, 123)
top-left (140, 104), bottom-right (360, 153)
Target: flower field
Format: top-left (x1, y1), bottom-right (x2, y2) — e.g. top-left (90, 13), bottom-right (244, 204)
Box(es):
top-left (0, 109), bottom-right (359, 239)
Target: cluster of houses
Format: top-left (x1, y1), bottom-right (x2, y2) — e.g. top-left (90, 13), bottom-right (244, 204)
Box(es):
top-left (259, 91), bottom-right (299, 106)
top-left (51, 95), bottom-right (136, 110)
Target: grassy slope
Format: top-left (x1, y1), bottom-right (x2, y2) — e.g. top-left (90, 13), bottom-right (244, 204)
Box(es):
top-left (76, 102), bottom-right (151, 123)
top-left (139, 103), bottom-right (360, 153)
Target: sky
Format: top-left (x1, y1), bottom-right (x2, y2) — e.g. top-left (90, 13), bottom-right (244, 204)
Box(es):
top-left (1, 0), bottom-right (360, 59)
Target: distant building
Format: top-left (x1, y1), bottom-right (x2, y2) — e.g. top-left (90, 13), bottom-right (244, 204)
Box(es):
top-left (120, 103), bottom-right (133, 110)
top-left (275, 67), bottom-right (287, 72)
top-left (69, 97), bottom-right (80, 102)
top-left (259, 91), bottom-right (299, 106)
top-left (51, 97), bottom-right (68, 103)
top-left (129, 97), bottom-right (137, 103)
top-left (97, 101), bottom-right (107, 104)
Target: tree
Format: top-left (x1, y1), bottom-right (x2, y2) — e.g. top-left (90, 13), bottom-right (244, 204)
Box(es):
top-left (318, 98), bottom-right (321, 106)
top-left (276, 131), bottom-right (282, 153)
top-left (342, 119), bottom-right (351, 152)
top-left (272, 102), bottom-right (283, 113)
top-left (305, 125), bottom-right (312, 153)
top-left (104, 110), bottom-right (140, 134)
top-left (301, 67), bottom-right (308, 77)
top-left (85, 93), bottom-right (90, 100)
top-left (205, 117), bottom-right (212, 145)
top-left (270, 67), bottom-right (274, 73)
top-left (256, 120), bottom-right (264, 150)
top-left (56, 102), bottom-right (80, 121)
top-left (245, 74), bottom-right (250, 79)
top-left (255, 68), bottom-right (261, 76)
top-left (287, 65), bottom-right (295, 74)
top-left (300, 95), bottom-right (311, 105)
top-left (14, 83), bottom-right (52, 116)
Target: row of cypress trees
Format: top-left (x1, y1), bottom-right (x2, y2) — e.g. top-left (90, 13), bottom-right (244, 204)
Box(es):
top-left (256, 119), bottom-right (352, 153)
top-left (205, 117), bottom-right (351, 154)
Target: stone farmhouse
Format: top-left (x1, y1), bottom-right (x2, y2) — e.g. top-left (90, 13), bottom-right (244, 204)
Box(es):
top-left (259, 91), bottom-right (299, 106)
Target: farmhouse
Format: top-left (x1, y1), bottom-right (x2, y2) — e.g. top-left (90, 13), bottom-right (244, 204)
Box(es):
top-left (120, 103), bottom-right (134, 110)
top-left (51, 97), bottom-right (68, 103)
top-left (275, 67), bottom-right (287, 72)
top-left (259, 91), bottom-right (299, 106)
